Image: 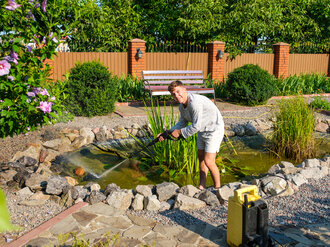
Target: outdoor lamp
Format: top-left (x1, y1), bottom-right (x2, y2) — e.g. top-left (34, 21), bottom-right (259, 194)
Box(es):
top-left (217, 49), bottom-right (224, 59)
top-left (137, 48), bottom-right (143, 59)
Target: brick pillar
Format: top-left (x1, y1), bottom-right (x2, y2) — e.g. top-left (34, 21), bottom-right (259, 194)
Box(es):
top-left (273, 42), bottom-right (290, 78)
top-left (207, 41), bottom-right (225, 82)
top-left (128, 39), bottom-right (146, 79)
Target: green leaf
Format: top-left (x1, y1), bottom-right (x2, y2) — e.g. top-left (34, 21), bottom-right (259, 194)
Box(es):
top-left (0, 189), bottom-right (21, 233)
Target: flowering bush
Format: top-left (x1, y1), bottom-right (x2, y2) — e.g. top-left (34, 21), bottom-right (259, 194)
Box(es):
top-left (0, 0), bottom-right (68, 138)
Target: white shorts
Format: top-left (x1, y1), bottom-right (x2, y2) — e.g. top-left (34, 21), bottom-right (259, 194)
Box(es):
top-left (197, 125), bottom-right (224, 153)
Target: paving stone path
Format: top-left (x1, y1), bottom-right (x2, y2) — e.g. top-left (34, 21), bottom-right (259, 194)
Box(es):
top-left (5, 202), bottom-right (329, 247)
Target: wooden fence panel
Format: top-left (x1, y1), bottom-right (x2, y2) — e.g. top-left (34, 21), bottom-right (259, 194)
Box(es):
top-left (289, 54), bottom-right (329, 75)
top-left (52, 52), bottom-right (127, 80)
top-left (224, 53), bottom-right (274, 78)
top-left (146, 53), bottom-right (208, 78)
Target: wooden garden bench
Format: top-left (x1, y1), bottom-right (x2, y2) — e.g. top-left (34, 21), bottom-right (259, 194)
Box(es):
top-left (142, 70), bottom-right (215, 103)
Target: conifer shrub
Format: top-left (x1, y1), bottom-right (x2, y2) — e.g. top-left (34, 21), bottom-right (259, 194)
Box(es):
top-left (65, 61), bottom-right (117, 117)
top-left (226, 64), bottom-right (277, 105)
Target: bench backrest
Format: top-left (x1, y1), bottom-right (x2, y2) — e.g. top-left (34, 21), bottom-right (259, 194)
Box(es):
top-left (142, 70), bottom-right (204, 86)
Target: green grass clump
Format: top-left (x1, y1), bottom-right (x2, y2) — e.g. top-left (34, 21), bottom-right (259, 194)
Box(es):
top-left (272, 97), bottom-right (316, 162)
top-left (309, 96), bottom-right (330, 111)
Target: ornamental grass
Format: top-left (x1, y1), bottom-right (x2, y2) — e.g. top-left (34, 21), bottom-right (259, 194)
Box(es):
top-left (271, 97), bottom-right (316, 162)
top-left (145, 101), bottom-right (199, 180)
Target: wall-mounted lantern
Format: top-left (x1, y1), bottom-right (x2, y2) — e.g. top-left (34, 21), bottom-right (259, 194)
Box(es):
top-left (217, 49), bottom-right (224, 59)
top-left (137, 48), bottom-right (143, 59)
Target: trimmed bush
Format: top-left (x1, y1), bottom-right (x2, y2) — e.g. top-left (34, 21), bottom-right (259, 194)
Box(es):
top-left (65, 61), bottom-right (117, 117)
top-left (226, 64), bottom-right (277, 105)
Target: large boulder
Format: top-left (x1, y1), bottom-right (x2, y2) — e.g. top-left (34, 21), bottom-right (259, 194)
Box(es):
top-left (174, 193), bottom-right (206, 210)
top-left (106, 190), bottom-right (133, 210)
top-left (144, 195), bottom-right (161, 211)
top-left (156, 182), bottom-right (179, 201)
top-left (198, 190), bottom-right (220, 206)
top-left (135, 185), bottom-right (153, 197)
top-left (46, 175), bottom-right (69, 195)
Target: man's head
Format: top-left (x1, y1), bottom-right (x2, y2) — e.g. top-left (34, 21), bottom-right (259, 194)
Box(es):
top-left (168, 80), bottom-right (188, 105)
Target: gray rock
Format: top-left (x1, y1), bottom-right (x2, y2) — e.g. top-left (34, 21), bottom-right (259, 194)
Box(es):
top-left (16, 187), bottom-right (34, 197)
top-left (315, 121), bottom-right (329, 133)
top-left (178, 185), bottom-right (200, 197)
top-left (216, 185), bottom-right (234, 203)
top-left (261, 176), bottom-right (287, 196)
top-left (25, 173), bottom-right (48, 191)
top-left (320, 156), bottom-right (330, 167)
top-left (299, 167), bottom-right (322, 179)
top-left (17, 156), bottom-right (37, 167)
top-left (13, 169), bottom-right (31, 188)
top-left (106, 190), bottom-right (133, 210)
top-left (11, 145), bottom-right (41, 163)
top-left (159, 200), bottom-right (173, 211)
top-left (268, 164), bottom-right (281, 174)
top-left (80, 127), bottom-right (95, 144)
top-left (224, 129), bottom-right (236, 137)
top-left (0, 169), bottom-right (17, 182)
top-left (156, 182), bottom-right (179, 201)
top-left (144, 195), bottom-right (161, 211)
top-left (86, 190), bottom-right (106, 205)
top-left (72, 186), bottom-right (88, 200)
top-left (95, 126), bottom-right (108, 142)
top-left (198, 190), bottom-right (220, 206)
top-left (44, 149), bottom-right (60, 163)
top-left (233, 124), bottom-right (245, 136)
top-left (84, 182), bottom-right (101, 192)
top-left (302, 159), bottom-right (320, 168)
top-left (131, 193), bottom-right (144, 210)
top-left (174, 193), bottom-right (206, 210)
top-left (287, 173), bottom-right (308, 187)
top-left (43, 138), bottom-right (62, 151)
top-left (71, 136), bottom-right (87, 149)
top-left (279, 161), bottom-right (294, 168)
top-left (104, 183), bottom-right (121, 196)
top-left (245, 121), bottom-right (258, 136)
top-left (46, 175), bottom-right (69, 195)
top-left (135, 185), bottom-right (153, 197)
top-left (60, 190), bottom-right (74, 207)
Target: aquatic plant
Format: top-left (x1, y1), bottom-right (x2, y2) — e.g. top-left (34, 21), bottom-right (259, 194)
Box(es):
top-left (144, 100), bottom-right (200, 182)
top-left (271, 97), bottom-right (316, 162)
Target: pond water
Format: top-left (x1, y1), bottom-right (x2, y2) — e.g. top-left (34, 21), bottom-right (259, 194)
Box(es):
top-left (57, 133), bottom-right (330, 189)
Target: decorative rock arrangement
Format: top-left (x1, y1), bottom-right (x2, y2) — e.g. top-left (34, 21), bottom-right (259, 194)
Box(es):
top-left (0, 119), bottom-right (329, 212)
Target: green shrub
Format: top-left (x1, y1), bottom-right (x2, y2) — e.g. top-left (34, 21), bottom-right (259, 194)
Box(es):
top-left (272, 97), bottom-right (316, 162)
top-left (226, 64), bottom-right (277, 105)
top-left (309, 96), bottom-right (330, 111)
top-left (116, 74), bottom-right (148, 102)
top-left (275, 73), bottom-right (329, 96)
top-left (65, 61), bottom-right (117, 117)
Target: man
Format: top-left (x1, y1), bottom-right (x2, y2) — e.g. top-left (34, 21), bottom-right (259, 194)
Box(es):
top-left (158, 80), bottom-right (224, 189)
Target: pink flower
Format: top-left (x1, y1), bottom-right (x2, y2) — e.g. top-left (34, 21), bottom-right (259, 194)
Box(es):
top-left (38, 101), bottom-right (52, 113)
top-left (0, 60), bottom-right (11, 76)
top-left (32, 87), bottom-right (41, 95)
top-left (4, 50), bottom-right (19, 64)
top-left (42, 0), bottom-right (47, 13)
top-left (40, 88), bottom-right (49, 96)
top-left (7, 75), bottom-right (15, 81)
top-left (5, 0), bottom-right (21, 11)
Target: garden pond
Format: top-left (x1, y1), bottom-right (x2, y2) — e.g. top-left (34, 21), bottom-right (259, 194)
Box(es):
top-left (56, 133), bottom-right (330, 189)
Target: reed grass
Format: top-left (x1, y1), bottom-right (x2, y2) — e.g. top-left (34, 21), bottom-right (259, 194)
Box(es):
top-left (144, 100), bottom-right (200, 179)
top-left (271, 97), bottom-right (316, 162)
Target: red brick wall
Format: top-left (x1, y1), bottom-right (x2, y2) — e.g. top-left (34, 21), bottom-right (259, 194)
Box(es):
top-left (128, 39), bottom-right (146, 79)
top-left (207, 41), bottom-right (225, 82)
top-left (274, 42), bottom-right (290, 78)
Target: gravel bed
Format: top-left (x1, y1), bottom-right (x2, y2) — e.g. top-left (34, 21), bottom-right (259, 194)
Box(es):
top-left (128, 176), bottom-right (330, 228)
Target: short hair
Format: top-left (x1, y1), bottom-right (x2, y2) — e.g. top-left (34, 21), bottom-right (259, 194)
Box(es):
top-left (168, 80), bottom-right (184, 93)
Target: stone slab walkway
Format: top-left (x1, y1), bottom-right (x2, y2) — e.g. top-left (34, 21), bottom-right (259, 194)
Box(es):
top-left (5, 202), bottom-right (330, 247)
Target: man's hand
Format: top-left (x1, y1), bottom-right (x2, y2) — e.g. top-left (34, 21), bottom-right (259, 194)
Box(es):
top-left (171, 129), bottom-right (181, 138)
top-left (157, 133), bottom-right (165, 142)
